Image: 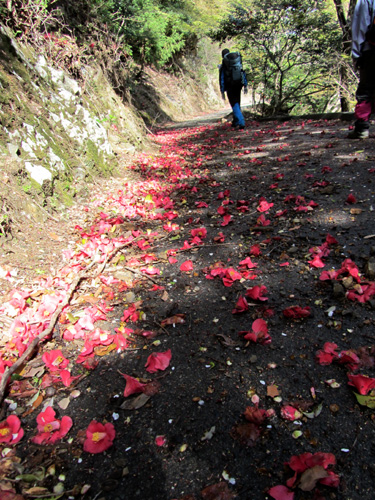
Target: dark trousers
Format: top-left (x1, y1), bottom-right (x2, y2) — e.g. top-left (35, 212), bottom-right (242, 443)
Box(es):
top-left (226, 86), bottom-right (245, 127)
top-left (354, 50), bottom-right (375, 130)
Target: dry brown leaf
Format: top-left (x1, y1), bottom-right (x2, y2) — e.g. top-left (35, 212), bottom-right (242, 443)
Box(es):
top-left (161, 314), bottom-right (185, 326)
top-left (48, 232), bottom-right (62, 241)
top-left (232, 422), bottom-right (261, 447)
top-left (73, 295), bottom-right (100, 305)
top-left (20, 365), bottom-right (45, 379)
top-left (350, 208), bottom-right (363, 215)
top-left (23, 394), bottom-right (43, 416)
top-left (1, 483), bottom-right (24, 500)
top-left (23, 486), bottom-right (49, 495)
top-left (201, 481), bottom-right (235, 500)
top-left (161, 291), bottom-right (169, 301)
top-left (142, 381), bottom-right (161, 396)
top-left (94, 344), bottom-right (117, 356)
top-left (299, 465), bottom-right (328, 491)
top-left (120, 393), bottom-right (150, 410)
top-left (0, 449), bottom-right (21, 480)
top-left (215, 333), bottom-right (238, 347)
top-left (267, 384), bottom-right (279, 398)
top-left (9, 379), bottom-right (36, 398)
top-left (58, 397), bottom-right (70, 410)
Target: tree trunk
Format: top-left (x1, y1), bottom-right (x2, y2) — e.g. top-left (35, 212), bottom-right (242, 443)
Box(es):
top-left (332, 0), bottom-right (357, 112)
top-left (339, 64), bottom-right (350, 112)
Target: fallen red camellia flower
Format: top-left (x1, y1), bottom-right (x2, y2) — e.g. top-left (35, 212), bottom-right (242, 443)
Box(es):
top-left (347, 373), bottom-right (375, 395)
top-left (222, 268), bottom-right (242, 287)
top-left (257, 199), bottom-right (274, 212)
top-left (232, 295), bottom-right (249, 314)
top-left (283, 306), bottom-right (311, 319)
top-left (256, 214), bottom-right (271, 226)
top-left (249, 244), bottom-right (261, 256)
top-left (0, 415), bottom-right (24, 445)
top-left (42, 349), bottom-right (69, 372)
top-left (239, 318), bottom-right (271, 344)
top-left (286, 452), bottom-right (339, 490)
top-left (191, 227), bottom-right (207, 239)
top-left (83, 420), bottom-right (116, 453)
top-left (32, 406), bottom-right (72, 445)
top-left (122, 373), bottom-right (161, 397)
top-left (346, 193), bottom-right (357, 204)
top-left (245, 285), bottom-right (268, 301)
top-left (239, 257), bottom-right (258, 269)
top-left (308, 254), bottom-right (325, 268)
top-left (180, 260), bottom-right (193, 272)
top-left (315, 342), bottom-right (339, 365)
top-left (244, 405), bottom-right (274, 424)
top-left (337, 350), bottom-right (360, 371)
top-left (145, 349), bottom-right (172, 373)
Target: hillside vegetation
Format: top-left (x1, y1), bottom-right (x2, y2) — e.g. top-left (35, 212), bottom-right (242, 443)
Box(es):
top-left (0, 0), bottom-right (227, 240)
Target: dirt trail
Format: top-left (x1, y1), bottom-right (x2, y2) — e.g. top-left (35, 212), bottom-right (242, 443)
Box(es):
top-left (1, 114), bottom-right (375, 500)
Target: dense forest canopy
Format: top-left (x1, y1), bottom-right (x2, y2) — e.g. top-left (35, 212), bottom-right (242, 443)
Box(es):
top-left (1, 0), bottom-right (359, 115)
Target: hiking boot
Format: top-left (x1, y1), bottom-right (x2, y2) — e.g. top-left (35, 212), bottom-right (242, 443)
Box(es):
top-left (347, 129), bottom-right (369, 139)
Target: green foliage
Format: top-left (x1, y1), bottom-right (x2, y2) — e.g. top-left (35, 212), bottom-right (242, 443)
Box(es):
top-left (117, 0), bottom-right (194, 67)
top-left (4, 0), bottom-right (230, 70)
top-left (211, 0), bottom-right (346, 115)
top-left (0, 0), bottom-right (7, 18)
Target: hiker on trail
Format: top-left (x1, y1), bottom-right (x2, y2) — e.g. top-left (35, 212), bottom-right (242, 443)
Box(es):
top-left (219, 48), bottom-right (248, 130)
top-left (349, 0), bottom-right (375, 139)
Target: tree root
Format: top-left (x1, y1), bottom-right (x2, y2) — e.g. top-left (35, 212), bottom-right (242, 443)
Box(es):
top-left (0, 240), bottom-right (135, 408)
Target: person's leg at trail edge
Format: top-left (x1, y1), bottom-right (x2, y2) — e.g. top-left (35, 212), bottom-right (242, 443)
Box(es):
top-left (349, 51), bottom-right (375, 139)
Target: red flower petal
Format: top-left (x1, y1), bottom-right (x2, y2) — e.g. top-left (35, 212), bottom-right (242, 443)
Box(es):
top-left (280, 405), bottom-right (302, 421)
top-left (155, 435), bottom-right (166, 446)
top-left (122, 374), bottom-right (147, 397)
top-left (268, 485), bottom-right (294, 500)
top-left (257, 200), bottom-right (274, 212)
top-left (145, 349), bottom-right (172, 373)
top-left (308, 254), bottom-right (325, 268)
top-left (245, 285), bottom-right (268, 301)
top-left (221, 214), bottom-right (232, 226)
top-left (249, 244), bottom-right (261, 256)
top-left (180, 260), bottom-right (193, 272)
top-left (283, 306), bottom-right (311, 319)
top-left (252, 318), bottom-right (268, 334)
top-left (232, 295), bottom-right (249, 314)
top-left (347, 373), bottom-right (375, 395)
